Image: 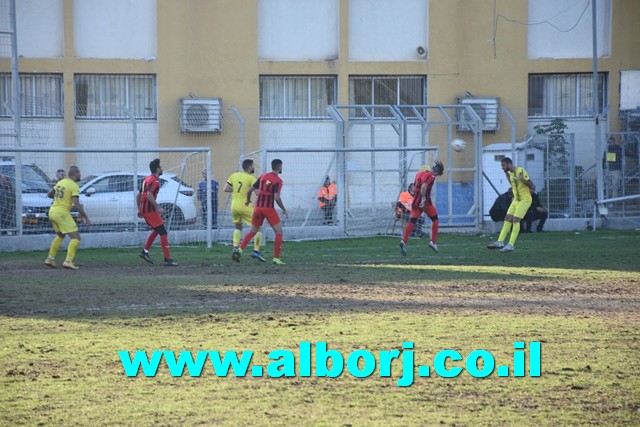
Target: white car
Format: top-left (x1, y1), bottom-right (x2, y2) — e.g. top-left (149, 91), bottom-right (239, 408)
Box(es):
top-left (0, 158), bottom-right (58, 229)
top-left (77, 172), bottom-right (197, 228)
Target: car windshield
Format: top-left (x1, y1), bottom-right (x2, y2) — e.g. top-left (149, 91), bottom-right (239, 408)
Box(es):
top-left (0, 164), bottom-right (52, 193)
top-left (77, 175), bottom-right (97, 188)
top-left (170, 175), bottom-right (191, 188)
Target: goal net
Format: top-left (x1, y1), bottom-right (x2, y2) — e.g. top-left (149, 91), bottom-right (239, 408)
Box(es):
top-left (0, 147), bottom-right (212, 249)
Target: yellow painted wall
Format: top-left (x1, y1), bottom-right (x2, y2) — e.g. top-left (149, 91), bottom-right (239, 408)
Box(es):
top-left (5, 0), bottom-right (640, 181)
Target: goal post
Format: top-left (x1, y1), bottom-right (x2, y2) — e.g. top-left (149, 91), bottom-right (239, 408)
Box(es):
top-left (260, 146), bottom-right (443, 239)
top-left (0, 147), bottom-right (213, 251)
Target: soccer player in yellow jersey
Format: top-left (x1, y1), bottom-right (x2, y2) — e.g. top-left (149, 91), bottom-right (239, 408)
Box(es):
top-left (487, 157), bottom-right (534, 253)
top-left (44, 166), bottom-right (91, 269)
top-left (223, 159), bottom-right (265, 262)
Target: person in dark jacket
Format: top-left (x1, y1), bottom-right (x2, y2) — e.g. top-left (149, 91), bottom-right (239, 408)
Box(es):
top-left (0, 174), bottom-right (16, 233)
top-left (523, 188), bottom-right (548, 233)
top-left (489, 188), bottom-right (513, 222)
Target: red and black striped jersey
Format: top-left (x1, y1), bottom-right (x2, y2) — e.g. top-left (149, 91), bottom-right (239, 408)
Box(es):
top-left (138, 175), bottom-right (161, 214)
top-left (411, 170), bottom-right (436, 208)
top-left (253, 172), bottom-right (283, 209)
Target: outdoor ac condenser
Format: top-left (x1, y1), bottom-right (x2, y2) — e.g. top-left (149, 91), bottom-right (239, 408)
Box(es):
top-left (180, 98), bottom-right (222, 132)
top-left (456, 97), bottom-right (500, 132)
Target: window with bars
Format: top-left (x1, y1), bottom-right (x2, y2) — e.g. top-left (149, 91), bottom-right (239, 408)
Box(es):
top-left (75, 74), bottom-right (157, 120)
top-left (0, 73), bottom-right (64, 118)
top-left (349, 75), bottom-right (427, 117)
top-left (528, 73), bottom-right (607, 118)
top-left (259, 75), bottom-right (336, 119)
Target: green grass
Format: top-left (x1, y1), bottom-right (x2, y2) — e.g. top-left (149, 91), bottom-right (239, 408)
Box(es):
top-left (1, 230), bottom-right (639, 426)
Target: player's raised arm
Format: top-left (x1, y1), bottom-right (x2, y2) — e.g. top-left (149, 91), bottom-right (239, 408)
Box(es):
top-left (223, 181), bottom-right (233, 193)
top-left (518, 170), bottom-right (535, 190)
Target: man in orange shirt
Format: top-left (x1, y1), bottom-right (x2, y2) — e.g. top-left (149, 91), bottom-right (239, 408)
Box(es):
top-left (396, 183), bottom-right (414, 221)
top-left (317, 175), bottom-right (338, 225)
top-left (396, 183), bottom-right (425, 237)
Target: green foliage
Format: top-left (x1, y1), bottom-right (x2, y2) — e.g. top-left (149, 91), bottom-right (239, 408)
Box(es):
top-left (533, 118), bottom-right (568, 136)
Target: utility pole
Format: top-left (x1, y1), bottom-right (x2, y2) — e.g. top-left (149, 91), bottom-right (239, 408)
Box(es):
top-left (593, 0), bottom-right (604, 203)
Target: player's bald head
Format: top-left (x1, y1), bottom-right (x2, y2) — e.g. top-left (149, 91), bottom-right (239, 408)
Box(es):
top-left (68, 166), bottom-right (81, 181)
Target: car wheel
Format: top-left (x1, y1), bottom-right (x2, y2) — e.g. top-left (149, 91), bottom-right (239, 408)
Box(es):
top-left (159, 204), bottom-right (185, 229)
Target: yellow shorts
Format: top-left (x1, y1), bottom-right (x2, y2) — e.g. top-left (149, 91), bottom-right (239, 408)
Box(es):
top-left (507, 198), bottom-right (532, 220)
top-left (48, 209), bottom-right (78, 234)
top-left (231, 205), bottom-right (253, 226)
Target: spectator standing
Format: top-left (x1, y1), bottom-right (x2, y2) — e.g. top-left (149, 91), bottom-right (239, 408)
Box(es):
top-left (603, 136), bottom-right (623, 199)
top-left (317, 176), bottom-right (337, 225)
top-left (55, 169), bottom-right (66, 184)
top-left (198, 171), bottom-right (219, 228)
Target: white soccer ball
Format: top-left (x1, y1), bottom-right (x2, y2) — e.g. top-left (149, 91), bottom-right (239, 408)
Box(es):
top-left (451, 138), bottom-right (467, 152)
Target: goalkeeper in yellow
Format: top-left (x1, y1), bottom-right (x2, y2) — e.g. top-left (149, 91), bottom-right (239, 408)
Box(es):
top-left (44, 166), bottom-right (91, 269)
top-left (223, 159), bottom-right (265, 262)
top-left (487, 157), bottom-right (534, 253)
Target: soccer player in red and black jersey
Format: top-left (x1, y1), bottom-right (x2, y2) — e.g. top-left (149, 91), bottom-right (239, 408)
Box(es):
top-left (400, 160), bottom-right (444, 256)
top-left (233, 158), bottom-right (289, 265)
top-left (136, 158), bottom-right (177, 266)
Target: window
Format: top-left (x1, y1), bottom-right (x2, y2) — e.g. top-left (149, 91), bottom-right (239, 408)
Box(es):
top-left (349, 75), bottom-right (427, 117)
top-left (528, 73), bottom-right (607, 118)
top-left (0, 73), bottom-right (63, 118)
top-left (74, 0), bottom-right (156, 60)
top-left (349, 0), bottom-right (428, 61)
top-left (528, 0), bottom-right (611, 59)
top-left (258, 0), bottom-right (339, 60)
top-left (75, 74), bottom-right (156, 120)
top-left (260, 75), bottom-right (336, 119)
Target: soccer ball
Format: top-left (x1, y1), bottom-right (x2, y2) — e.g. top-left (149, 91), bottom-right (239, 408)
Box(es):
top-left (451, 138), bottom-right (467, 152)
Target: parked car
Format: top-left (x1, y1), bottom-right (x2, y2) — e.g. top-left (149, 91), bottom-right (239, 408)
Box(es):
top-left (77, 172), bottom-right (197, 228)
top-left (0, 158), bottom-right (57, 229)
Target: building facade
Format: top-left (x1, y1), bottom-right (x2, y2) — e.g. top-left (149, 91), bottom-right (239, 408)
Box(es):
top-left (1, 0), bottom-right (639, 185)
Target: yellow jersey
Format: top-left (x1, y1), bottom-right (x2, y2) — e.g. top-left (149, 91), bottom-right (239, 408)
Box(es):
top-left (508, 166), bottom-right (532, 201)
top-left (226, 172), bottom-right (257, 209)
top-left (49, 178), bottom-right (80, 212)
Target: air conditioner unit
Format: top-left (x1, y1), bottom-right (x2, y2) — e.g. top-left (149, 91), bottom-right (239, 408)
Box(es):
top-left (180, 98), bottom-right (222, 132)
top-left (456, 97), bottom-right (500, 132)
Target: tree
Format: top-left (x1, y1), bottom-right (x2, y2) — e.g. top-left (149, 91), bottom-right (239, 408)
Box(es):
top-left (533, 118), bottom-right (571, 214)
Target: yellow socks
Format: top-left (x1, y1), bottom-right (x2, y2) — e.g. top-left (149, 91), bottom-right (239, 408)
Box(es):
top-left (67, 238), bottom-right (80, 261)
top-left (254, 231), bottom-right (262, 251)
top-left (233, 229), bottom-right (241, 247)
top-left (508, 222), bottom-right (521, 246)
top-left (498, 221), bottom-right (511, 243)
top-left (48, 236), bottom-right (64, 258)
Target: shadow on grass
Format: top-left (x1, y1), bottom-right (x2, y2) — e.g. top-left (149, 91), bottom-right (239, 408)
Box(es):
top-left (1, 230), bottom-right (639, 321)
top-left (1, 260), bottom-right (638, 321)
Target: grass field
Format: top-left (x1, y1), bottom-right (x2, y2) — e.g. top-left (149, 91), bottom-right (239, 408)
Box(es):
top-left (1, 230), bottom-right (639, 426)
